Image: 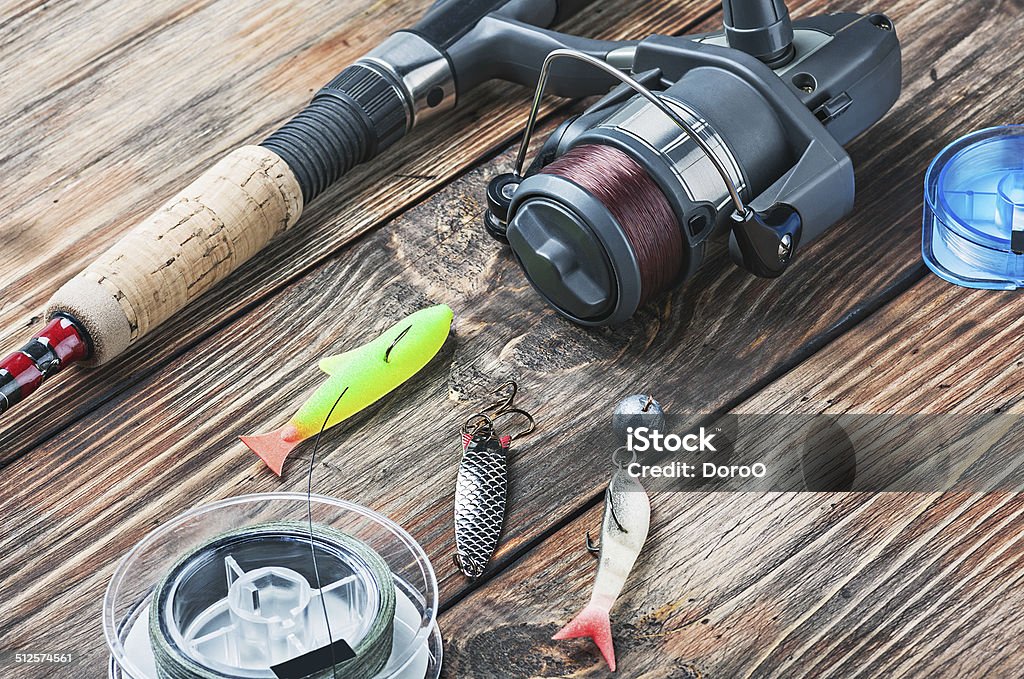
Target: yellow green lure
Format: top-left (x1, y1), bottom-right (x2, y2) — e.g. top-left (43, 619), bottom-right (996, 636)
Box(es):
top-left (241, 304), bottom-right (454, 475)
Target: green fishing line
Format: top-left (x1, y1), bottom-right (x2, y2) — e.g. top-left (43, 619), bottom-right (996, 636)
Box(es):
top-left (147, 522), bottom-right (396, 679)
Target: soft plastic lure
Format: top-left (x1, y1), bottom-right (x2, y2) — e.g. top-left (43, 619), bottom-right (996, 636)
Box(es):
top-left (553, 466), bottom-right (650, 672)
top-left (241, 304), bottom-right (454, 475)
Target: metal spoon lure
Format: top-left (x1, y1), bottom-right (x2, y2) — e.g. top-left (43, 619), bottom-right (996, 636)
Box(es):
top-left (453, 381), bottom-right (535, 579)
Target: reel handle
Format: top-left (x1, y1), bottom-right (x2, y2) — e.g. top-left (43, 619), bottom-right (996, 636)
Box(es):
top-left (728, 135), bottom-right (856, 278)
top-left (728, 206), bottom-right (802, 278)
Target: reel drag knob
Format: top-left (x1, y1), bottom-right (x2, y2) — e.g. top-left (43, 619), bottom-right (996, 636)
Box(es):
top-left (501, 149), bottom-right (661, 326)
top-left (507, 189), bottom-right (625, 322)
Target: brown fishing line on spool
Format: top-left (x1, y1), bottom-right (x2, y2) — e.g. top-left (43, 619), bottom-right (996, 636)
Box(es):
top-left (540, 144), bottom-right (683, 304)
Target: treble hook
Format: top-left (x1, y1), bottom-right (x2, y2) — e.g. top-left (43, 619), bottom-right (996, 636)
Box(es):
top-left (463, 381), bottom-right (535, 441)
top-left (491, 407), bottom-right (536, 441)
top-left (481, 380), bottom-right (518, 417)
top-left (462, 412), bottom-right (494, 437)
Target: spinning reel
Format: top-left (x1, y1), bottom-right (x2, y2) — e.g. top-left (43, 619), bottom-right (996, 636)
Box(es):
top-left (484, 0), bottom-right (902, 325)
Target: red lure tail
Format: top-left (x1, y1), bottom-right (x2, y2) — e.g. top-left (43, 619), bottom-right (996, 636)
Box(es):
top-left (240, 428), bottom-right (300, 476)
top-left (552, 604), bottom-right (616, 671)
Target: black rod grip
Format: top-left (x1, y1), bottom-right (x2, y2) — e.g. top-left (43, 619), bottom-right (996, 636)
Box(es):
top-left (262, 65), bottom-right (407, 203)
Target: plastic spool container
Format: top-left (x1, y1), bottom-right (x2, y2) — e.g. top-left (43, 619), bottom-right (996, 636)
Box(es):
top-left (923, 126), bottom-right (1024, 289)
top-left (105, 493), bottom-right (441, 679)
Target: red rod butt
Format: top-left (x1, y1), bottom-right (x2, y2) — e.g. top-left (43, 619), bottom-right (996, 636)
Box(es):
top-left (0, 315), bottom-right (89, 416)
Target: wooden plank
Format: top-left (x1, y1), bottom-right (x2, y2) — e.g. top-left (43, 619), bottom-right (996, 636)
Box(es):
top-left (439, 492), bottom-right (1024, 678)
top-left (0, 0), bottom-right (421, 290)
top-left (6, 0), bottom-right (1014, 466)
top-left (3, 0), bottom-right (1023, 677)
top-left (0, 0), bottom-right (723, 675)
top-left (732, 281), bottom-right (1024, 416)
top-left (439, 277), bottom-right (1024, 677)
top-left (0, 0), bottom-right (713, 461)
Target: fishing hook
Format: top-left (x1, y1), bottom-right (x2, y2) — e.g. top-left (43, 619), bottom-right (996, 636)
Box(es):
top-left (481, 380), bottom-right (518, 417)
top-left (462, 381), bottom-right (535, 441)
top-left (585, 487), bottom-right (629, 555)
top-left (609, 500), bottom-right (628, 534)
top-left (384, 324), bottom-right (413, 363)
top-left (462, 412), bottom-right (495, 437)
top-left (491, 407), bottom-right (536, 441)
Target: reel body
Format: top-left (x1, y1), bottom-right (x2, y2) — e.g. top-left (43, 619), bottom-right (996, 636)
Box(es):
top-left (485, 8), bottom-right (902, 325)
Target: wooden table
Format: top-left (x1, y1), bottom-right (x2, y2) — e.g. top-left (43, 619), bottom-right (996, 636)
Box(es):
top-left (2, 0), bottom-right (1023, 677)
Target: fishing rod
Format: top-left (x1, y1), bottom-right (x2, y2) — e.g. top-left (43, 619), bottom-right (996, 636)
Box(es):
top-left (0, 0), bottom-right (622, 419)
top-left (1, 0), bottom-right (902, 422)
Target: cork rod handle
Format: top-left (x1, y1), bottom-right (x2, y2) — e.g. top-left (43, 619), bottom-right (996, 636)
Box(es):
top-left (46, 145), bottom-right (304, 365)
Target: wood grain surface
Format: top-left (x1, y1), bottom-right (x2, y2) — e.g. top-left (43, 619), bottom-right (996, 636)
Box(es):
top-left (2, 0), bottom-right (1023, 678)
top-left (440, 279), bottom-right (1024, 678)
top-left (0, 0), bottom-right (714, 460)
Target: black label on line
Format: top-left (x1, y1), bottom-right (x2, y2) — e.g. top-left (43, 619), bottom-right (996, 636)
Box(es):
top-left (1013, 228), bottom-right (1024, 255)
top-left (271, 638), bottom-right (356, 679)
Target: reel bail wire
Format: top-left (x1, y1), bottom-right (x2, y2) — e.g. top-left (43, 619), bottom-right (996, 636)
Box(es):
top-left (510, 49), bottom-right (748, 216)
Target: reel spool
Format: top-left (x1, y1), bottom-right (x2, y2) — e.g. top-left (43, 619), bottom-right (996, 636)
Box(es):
top-left (484, 7), bottom-right (901, 326)
top-left (105, 494), bottom-right (441, 679)
top-left (923, 126), bottom-right (1024, 289)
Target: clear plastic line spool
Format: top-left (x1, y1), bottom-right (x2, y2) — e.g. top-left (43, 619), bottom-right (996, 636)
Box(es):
top-left (105, 493), bottom-right (441, 679)
top-left (923, 126), bottom-right (1024, 289)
